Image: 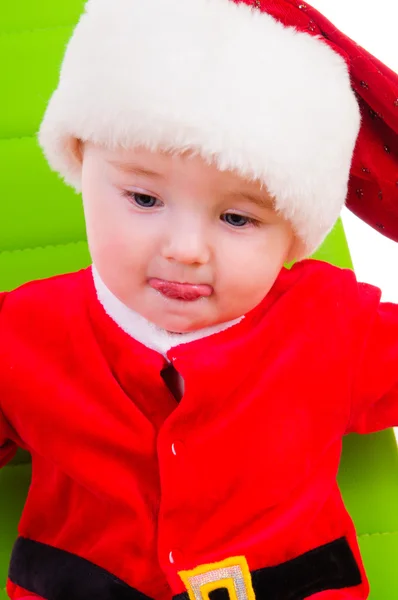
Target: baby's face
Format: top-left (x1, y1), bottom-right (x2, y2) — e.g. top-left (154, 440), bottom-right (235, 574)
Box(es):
top-left (81, 143), bottom-right (294, 332)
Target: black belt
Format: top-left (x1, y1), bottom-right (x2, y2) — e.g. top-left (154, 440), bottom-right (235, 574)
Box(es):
top-left (9, 536), bottom-right (361, 600)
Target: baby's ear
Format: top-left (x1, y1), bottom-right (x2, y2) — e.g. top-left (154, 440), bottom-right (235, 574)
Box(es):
top-left (70, 138), bottom-right (84, 164)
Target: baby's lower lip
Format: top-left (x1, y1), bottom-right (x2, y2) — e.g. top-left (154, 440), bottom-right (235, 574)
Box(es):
top-left (148, 278), bottom-right (213, 301)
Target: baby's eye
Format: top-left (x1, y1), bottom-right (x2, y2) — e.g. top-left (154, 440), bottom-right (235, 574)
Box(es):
top-left (222, 213), bottom-right (257, 227)
top-left (125, 191), bottom-right (160, 208)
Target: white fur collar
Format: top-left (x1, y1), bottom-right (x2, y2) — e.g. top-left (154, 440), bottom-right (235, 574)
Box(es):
top-left (91, 266), bottom-right (244, 358)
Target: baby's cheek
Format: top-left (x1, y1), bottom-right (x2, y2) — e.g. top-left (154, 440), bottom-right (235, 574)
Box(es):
top-left (231, 266), bottom-right (278, 307)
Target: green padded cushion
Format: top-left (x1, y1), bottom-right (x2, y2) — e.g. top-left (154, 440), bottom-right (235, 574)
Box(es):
top-left (1, 0), bottom-right (90, 284)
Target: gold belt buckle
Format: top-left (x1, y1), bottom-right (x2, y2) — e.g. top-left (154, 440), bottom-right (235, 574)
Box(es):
top-left (179, 556), bottom-right (256, 600)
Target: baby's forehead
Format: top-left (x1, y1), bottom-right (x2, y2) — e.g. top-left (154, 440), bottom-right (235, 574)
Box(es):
top-left (91, 142), bottom-right (272, 200)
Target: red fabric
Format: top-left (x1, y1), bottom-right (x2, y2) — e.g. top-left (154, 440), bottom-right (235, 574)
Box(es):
top-left (237, 0), bottom-right (398, 243)
top-left (6, 580), bottom-right (44, 600)
top-left (1, 263), bottom-right (398, 599)
top-left (10, 594), bottom-right (43, 600)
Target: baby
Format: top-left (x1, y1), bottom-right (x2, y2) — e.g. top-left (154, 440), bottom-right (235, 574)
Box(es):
top-left (1, 1), bottom-right (398, 600)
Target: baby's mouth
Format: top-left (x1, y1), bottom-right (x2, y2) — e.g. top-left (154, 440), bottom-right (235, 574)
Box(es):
top-left (148, 278), bottom-right (213, 301)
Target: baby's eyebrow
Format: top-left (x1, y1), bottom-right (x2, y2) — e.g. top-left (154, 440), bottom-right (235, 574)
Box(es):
top-left (228, 191), bottom-right (274, 210)
top-left (108, 161), bottom-right (164, 179)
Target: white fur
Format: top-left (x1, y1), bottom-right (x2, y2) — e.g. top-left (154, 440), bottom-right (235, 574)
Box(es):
top-left (91, 266), bottom-right (243, 358)
top-left (39, 0), bottom-right (361, 257)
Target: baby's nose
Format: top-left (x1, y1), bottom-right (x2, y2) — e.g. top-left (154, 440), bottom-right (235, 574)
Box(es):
top-left (162, 222), bottom-right (211, 265)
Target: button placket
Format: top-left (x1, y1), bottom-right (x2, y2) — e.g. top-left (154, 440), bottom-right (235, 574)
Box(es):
top-left (157, 424), bottom-right (187, 573)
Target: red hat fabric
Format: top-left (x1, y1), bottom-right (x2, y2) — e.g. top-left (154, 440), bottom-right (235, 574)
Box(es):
top-left (239, 0), bottom-right (398, 243)
top-left (39, 0), bottom-right (398, 255)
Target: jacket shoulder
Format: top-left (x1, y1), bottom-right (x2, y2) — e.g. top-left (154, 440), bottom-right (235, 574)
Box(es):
top-left (0, 268), bottom-right (91, 324)
top-left (278, 258), bottom-right (357, 295)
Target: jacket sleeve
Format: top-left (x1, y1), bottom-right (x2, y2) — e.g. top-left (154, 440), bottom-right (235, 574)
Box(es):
top-left (345, 272), bottom-right (398, 434)
top-left (0, 291), bottom-right (18, 467)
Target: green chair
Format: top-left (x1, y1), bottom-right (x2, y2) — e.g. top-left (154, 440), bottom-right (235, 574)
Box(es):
top-left (1, 2), bottom-right (398, 598)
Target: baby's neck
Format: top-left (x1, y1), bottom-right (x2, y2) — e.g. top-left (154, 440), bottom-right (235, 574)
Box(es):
top-left (91, 266), bottom-right (243, 358)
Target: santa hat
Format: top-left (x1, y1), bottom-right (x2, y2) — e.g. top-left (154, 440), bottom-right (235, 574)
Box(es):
top-left (39, 0), bottom-right (398, 258)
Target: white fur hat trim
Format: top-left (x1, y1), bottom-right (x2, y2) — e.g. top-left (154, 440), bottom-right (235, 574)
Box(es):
top-left (39, 0), bottom-right (361, 257)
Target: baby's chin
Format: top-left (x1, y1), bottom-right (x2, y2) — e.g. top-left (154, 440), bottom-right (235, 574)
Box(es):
top-left (148, 311), bottom-right (224, 334)
top-left (156, 317), bottom-right (213, 334)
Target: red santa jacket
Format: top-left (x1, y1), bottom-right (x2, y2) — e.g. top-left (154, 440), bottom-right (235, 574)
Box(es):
top-left (1, 259), bottom-right (398, 600)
